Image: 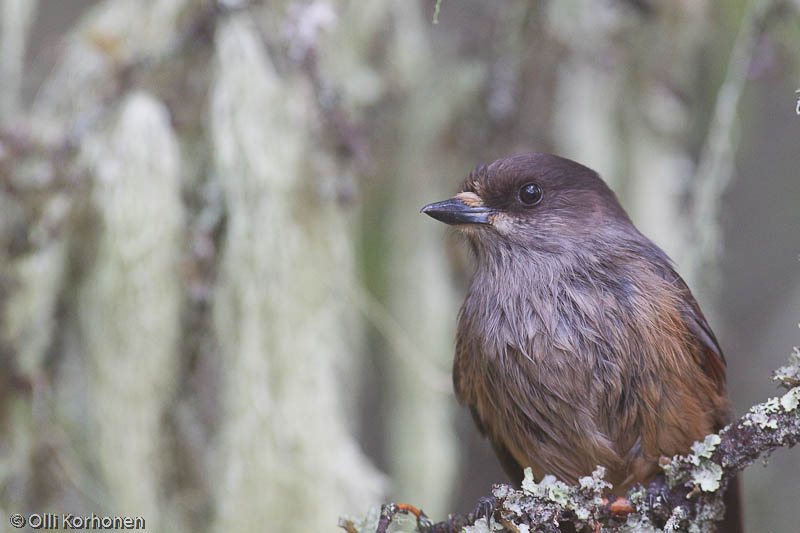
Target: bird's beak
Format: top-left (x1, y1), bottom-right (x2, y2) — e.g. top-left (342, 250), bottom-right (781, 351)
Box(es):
top-left (420, 194), bottom-right (495, 226)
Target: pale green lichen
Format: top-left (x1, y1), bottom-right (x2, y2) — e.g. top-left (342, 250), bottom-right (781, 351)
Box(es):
top-left (521, 471), bottom-right (571, 505)
top-left (749, 411), bottom-right (778, 429)
top-left (546, 479), bottom-right (571, 506)
top-left (578, 466), bottom-right (611, 494)
top-left (662, 435), bottom-right (722, 490)
top-left (573, 506), bottom-right (590, 521)
top-left (690, 500), bottom-right (726, 533)
top-left (780, 387), bottom-right (800, 412)
top-left (626, 487), bottom-right (647, 507)
top-left (520, 467), bottom-right (537, 494)
top-left (660, 458), bottom-right (678, 486)
top-left (740, 384), bottom-right (800, 430)
top-left (661, 433), bottom-right (725, 494)
top-left (689, 434), bottom-right (721, 465)
top-left (763, 396), bottom-right (781, 413)
top-left (663, 506), bottom-right (688, 531)
top-left (462, 517), bottom-right (501, 533)
top-left (514, 465), bottom-right (607, 528)
top-left (338, 505), bottom-right (380, 533)
top-left (494, 481), bottom-right (530, 520)
top-left (691, 462), bottom-right (723, 492)
top-left (774, 346), bottom-right (800, 385)
top-left (620, 514), bottom-right (659, 532)
top-left (524, 466), bottom-right (610, 500)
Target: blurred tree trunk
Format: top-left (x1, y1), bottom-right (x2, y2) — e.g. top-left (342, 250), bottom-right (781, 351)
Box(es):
top-left (2, 1), bottom-right (192, 529)
top-left (0, 0), bottom-right (38, 122)
top-left (78, 91), bottom-right (183, 529)
top-left (0, 2), bottom-right (44, 520)
top-left (379, 1), bottom-right (464, 517)
top-left (209, 10), bottom-right (385, 532)
top-left (2, 1), bottom-right (389, 531)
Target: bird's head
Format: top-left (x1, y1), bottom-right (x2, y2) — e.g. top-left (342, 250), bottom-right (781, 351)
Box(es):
top-left (422, 153), bottom-right (634, 257)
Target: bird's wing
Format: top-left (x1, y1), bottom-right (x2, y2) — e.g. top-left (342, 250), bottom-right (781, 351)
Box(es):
top-left (455, 347), bottom-right (528, 485)
top-left (468, 404), bottom-right (525, 485)
top-left (666, 268), bottom-right (727, 390)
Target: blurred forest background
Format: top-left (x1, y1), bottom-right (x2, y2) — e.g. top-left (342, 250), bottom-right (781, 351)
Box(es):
top-left (0, 0), bottom-right (798, 531)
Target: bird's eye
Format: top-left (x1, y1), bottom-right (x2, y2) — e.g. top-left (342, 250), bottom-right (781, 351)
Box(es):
top-left (518, 182), bottom-right (543, 206)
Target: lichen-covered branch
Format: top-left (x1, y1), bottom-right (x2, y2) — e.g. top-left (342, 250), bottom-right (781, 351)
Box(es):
top-left (342, 348), bottom-right (800, 532)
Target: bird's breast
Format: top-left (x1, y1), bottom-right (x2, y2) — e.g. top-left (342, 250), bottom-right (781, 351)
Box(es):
top-left (455, 261), bottom-right (728, 489)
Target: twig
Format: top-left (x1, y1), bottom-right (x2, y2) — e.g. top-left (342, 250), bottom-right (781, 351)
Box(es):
top-left (687, 0), bottom-right (777, 291)
top-left (433, 0), bottom-right (444, 25)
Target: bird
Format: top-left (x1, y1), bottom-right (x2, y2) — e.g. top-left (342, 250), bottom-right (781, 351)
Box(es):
top-left (421, 152), bottom-right (741, 531)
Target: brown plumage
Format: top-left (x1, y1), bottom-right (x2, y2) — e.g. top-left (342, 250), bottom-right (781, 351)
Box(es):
top-left (422, 153), bottom-right (741, 530)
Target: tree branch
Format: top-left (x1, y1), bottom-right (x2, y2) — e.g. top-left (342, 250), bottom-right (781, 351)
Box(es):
top-left (341, 346), bottom-right (800, 532)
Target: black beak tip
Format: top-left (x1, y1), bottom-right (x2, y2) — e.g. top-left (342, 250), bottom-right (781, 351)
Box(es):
top-left (419, 198), bottom-right (492, 225)
top-left (420, 202), bottom-right (445, 220)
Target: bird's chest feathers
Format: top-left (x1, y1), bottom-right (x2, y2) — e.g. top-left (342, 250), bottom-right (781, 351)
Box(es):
top-left (454, 262), bottom-right (645, 405)
top-left (463, 271), bottom-right (625, 362)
